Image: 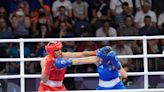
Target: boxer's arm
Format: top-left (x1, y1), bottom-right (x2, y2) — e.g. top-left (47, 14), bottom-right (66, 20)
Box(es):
top-left (54, 56), bottom-right (100, 69)
top-left (107, 51), bottom-right (127, 78)
top-left (107, 51), bottom-right (122, 70)
top-left (63, 51), bottom-right (96, 58)
top-left (71, 56), bottom-right (100, 65)
top-left (118, 68), bottom-right (127, 78)
top-left (41, 57), bottom-right (50, 83)
top-left (63, 46), bottom-right (112, 58)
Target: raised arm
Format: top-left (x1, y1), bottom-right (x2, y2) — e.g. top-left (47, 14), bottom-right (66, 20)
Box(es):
top-left (96, 47), bottom-right (127, 78)
top-left (107, 51), bottom-right (127, 78)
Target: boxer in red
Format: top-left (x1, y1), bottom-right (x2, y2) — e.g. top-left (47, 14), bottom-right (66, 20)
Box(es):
top-left (38, 41), bottom-right (96, 91)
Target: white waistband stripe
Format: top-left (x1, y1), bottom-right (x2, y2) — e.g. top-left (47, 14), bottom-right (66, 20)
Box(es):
top-left (99, 77), bottom-right (120, 87)
top-left (42, 80), bottom-right (63, 87)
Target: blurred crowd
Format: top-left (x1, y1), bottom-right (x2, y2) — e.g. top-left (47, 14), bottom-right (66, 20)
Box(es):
top-left (0, 0), bottom-right (164, 90)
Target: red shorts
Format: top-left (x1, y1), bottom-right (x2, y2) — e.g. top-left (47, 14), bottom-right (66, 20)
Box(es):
top-left (38, 81), bottom-right (67, 91)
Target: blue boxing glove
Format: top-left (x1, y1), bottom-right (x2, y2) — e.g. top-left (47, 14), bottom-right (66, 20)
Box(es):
top-left (54, 58), bottom-right (72, 69)
top-left (107, 51), bottom-right (122, 70)
top-left (96, 47), bottom-right (111, 62)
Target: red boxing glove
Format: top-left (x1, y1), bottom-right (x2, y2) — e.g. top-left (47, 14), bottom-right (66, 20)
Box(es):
top-left (44, 56), bottom-right (54, 75)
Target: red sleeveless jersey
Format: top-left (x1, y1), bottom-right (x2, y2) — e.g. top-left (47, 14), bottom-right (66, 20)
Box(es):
top-left (38, 55), bottom-right (67, 91)
top-left (46, 55), bottom-right (66, 81)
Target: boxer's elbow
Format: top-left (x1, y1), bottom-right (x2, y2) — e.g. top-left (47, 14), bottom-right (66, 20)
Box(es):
top-left (42, 74), bottom-right (49, 83)
top-left (122, 73), bottom-right (128, 78)
top-left (119, 68), bottom-right (128, 78)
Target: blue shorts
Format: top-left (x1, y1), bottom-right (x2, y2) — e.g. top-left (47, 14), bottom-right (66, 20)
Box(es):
top-left (96, 81), bottom-right (126, 90)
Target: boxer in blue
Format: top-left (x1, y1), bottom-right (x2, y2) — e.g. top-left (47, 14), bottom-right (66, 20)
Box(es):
top-left (54, 46), bottom-right (127, 90)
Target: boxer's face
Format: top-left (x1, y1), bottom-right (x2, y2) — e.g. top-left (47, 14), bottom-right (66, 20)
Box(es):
top-left (54, 49), bottom-right (62, 58)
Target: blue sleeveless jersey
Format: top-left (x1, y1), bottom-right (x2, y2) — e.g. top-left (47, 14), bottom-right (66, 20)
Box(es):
top-left (97, 63), bottom-right (126, 90)
top-left (97, 63), bottom-right (119, 81)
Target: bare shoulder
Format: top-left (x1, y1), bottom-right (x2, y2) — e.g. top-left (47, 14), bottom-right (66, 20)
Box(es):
top-left (40, 56), bottom-right (47, 68)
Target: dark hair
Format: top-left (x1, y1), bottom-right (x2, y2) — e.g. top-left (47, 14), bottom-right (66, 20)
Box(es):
top-left (103, 20), bottom-right (110, 25)
top-left (124, 15), bottom-right (133, 21)
top-left (144, 15), bottom-right (151, 20)
top-left (39, 12), bottom-right (46, 17)
top-left (59, 6), bottom-right (65, 10)
top-left (122, 2), bottom-right (129, 7)
top-left (38, 8), bottom-right (46, 17)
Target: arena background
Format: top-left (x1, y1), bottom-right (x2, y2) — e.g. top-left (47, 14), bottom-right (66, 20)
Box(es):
top-left (0, 0), bottom-right (164, 92)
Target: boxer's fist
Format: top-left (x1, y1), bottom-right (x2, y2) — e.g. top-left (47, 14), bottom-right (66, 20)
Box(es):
top-left (54, 58), bottom-right (72, 69)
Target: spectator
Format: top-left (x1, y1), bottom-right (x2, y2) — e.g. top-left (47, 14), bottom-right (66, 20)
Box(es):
top-left (135, 0), bottom-right (152, 11)
top-left (52, 0), bottom-right (72, 18)
top-left (117, 15), bottom-right (138, 48)
top-left (72, 0), bottom-right (91, 36)
top-left (118, 15), bottom-right (138, 36)
top-left (53, 6), bottom-right (72, 29)
top-left (91, 0), bottom-right (110, 29)
top-left (53, 21), bottom-right (74, 38)
top-left (110, 0), bottom-right (133, 16)
top-left (32, 7), bottom-right (51, 38)
top-left (0, 18), bottom-right (14, 39)
top-left (138, 15), bottom-right (159, 71)
top-left (18, 1), bottom-right (30, 15)
top-left (134, 2), bottom-right (157, 28)
top-left (42, 5), bottom-right (53, 21)
top-left (96, 20), bottom-right (117, 46)
top-left (115, 2), bottom-right (133, 28)
top-left (0, 7), bottom-right (9, 22)
top-left (138, 15), bottom-right (159, 36)
top-left (72, 0), bottom-right (89, 21)
top-left (11, 7), bottom-right (31, 38)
